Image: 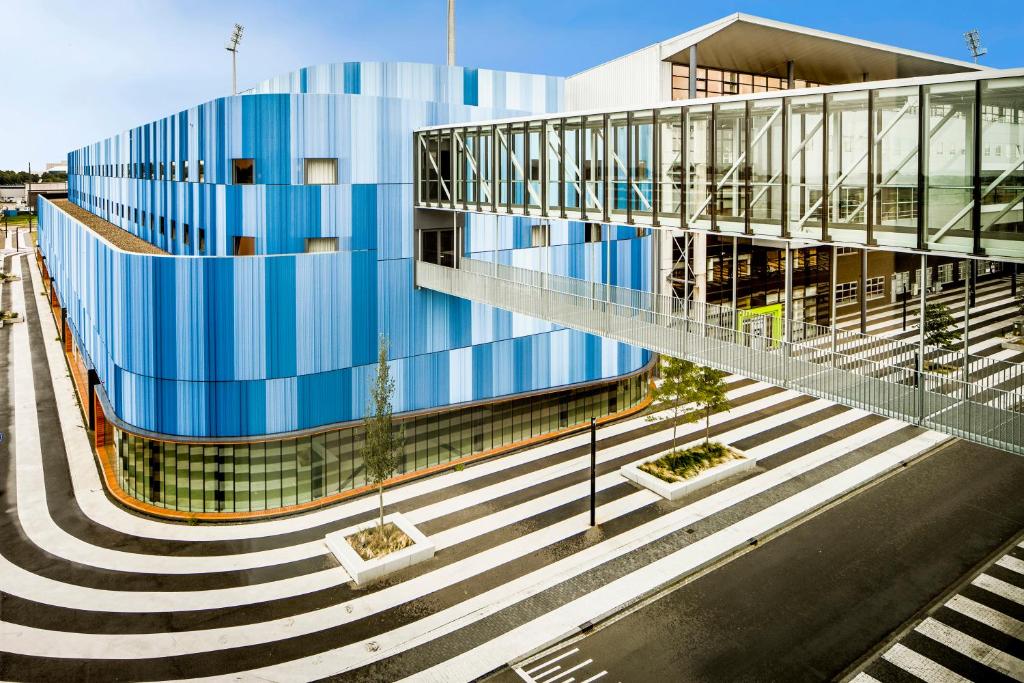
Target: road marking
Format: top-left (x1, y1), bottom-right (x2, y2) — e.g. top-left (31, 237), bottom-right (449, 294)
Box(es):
top-left (848, 673), bottom-right (883, 683)
top-left (997, 555), bottom-right (1024, 577)
top-left (946, 594), bottom-right (1024, 639)
top-left (523, 648), bottom-right (579, 674)
top-left (974, 573), bottom-right (1024, 607)
top-left (882, 642), bottom-right (971, 683)
top-left (543, 659), bottom-right (592, 682)
top-left (915, 617), bottom-right (1024, 680)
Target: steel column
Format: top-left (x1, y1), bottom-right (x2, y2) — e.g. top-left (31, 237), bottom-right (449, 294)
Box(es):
top-left (860, 248), bottom-right (868, 334)
top-left (821, 94), bottom-right (830, 242)
top-left (972, 80), bottom-right (984, 256)
top-left (558, 117), bottom-right (566, 219)
top-left (744, 99), bottom-right (753, 235)
top-left (652, 108), bottom-right (661, 228)
top-left (917, 85), bottom-right (928, 251)
top-left (626, 111), bottom-right (634, 225)
top-left (688, 45), bottom-right (697, 99)
top-left (780, 97), bottom-right (790, 238)
top-left (866, 89), bottom-right (876, 245)
top-left (602, 114), bottom-right (611, 224)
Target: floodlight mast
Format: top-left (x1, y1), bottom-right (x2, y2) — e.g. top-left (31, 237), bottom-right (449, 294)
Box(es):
top-left (964, 29), bottom-right (987, 63)
top-left (226, 23), bottom-right (245, 95)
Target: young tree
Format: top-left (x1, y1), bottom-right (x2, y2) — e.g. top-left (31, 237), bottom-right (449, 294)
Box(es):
top-left (364, 335), bottom-right (404, 538)
top-left (923, 302), bottom-right (961, 350)
top-left (647, 357), bottom-right (698, 453)
top-left (648, 358), bottom-right (731, 451)
top-left (692, 366), bottom-right (731, 447)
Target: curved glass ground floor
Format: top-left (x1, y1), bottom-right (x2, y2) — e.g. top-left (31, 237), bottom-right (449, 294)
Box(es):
top-left (113, 370), bottom-right (651, 514)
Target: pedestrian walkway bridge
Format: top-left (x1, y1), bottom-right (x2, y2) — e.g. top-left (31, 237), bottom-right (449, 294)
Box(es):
top-left (415, 68), bottom-right (1024, 262)
top-left (416, 258), bottom-right (1024, 455)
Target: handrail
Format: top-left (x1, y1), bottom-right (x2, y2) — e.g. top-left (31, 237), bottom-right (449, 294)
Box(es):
top-left (416, 258), bottom-right (1023, 455)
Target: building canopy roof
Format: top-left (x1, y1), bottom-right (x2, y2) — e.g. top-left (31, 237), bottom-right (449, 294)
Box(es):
top-left (650, 13), bottom-right (985, 84)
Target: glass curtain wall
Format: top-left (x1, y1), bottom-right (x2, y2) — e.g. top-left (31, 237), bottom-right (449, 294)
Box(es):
top-left (657, 109), bottom-right (683, 228)
top-left (826, 91), bottom-right (869, 244)
top-left (415, 75), bottom-right (1024, 260)
top-left (925, 81), bottom-right (976, 254)
top-left (980, 77), bottom-right (1024, 258)
top-left (714, 101), bottom-right (747, 234)
top-left (749, 98), bottom-right (784, 234)
top-left (115, 372), bottom-right (651, 514)
top-left (687, 105), bottom-right (713, 229)
top-left (873, 86), bottom-right (920, 248)
top-left (789, 94), bottom-right (825, 240)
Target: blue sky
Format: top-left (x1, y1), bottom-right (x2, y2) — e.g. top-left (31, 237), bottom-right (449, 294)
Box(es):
top-left (3, 0), bottom-right (1023, 170)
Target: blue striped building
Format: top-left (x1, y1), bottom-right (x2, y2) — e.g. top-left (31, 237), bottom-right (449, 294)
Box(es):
top-left (39, 62), bottom-right (653, 514)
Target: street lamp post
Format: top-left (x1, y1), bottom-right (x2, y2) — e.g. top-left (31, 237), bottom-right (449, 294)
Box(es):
top-left (590, 417), bottom-right (597, 527)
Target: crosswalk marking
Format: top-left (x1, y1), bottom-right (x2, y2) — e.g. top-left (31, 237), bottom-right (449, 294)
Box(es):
top-left (998, 554), bottom-right (1024, 577)
top-left (946, 595), bottom-right (1024, 639)
top-left (860, 546), bottom-right (1024, 683)
top-left (915, 617), bottom-right (1024, 680)
top-left (883, 642), bottom-right (971, 683)
top-left (974, 573), bottom-right (1024, 607)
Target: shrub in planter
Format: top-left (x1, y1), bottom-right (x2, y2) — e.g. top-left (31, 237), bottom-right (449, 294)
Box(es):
top-left (639, 441), bottom-right (742, 483)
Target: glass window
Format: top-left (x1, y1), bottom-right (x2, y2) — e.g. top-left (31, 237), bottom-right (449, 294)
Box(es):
top-left (304, 158), bottom-right (338, 185)
top-left (979, 77), bottom-right (1024, 259)
top-left (835, 281), bottom-right (858, 305)
top-left (873, 87), bottom-right (920, 249)
top-left (305, 237), bottom-right (338, 253)
top-left (233, 158), bottom-right (255, 184)
top-left (788, 94), bottom-right (825, 239)
top-left (925, 82), bottom-right (975, 254)
top-left (827, 91), bottom-right (869, 243)
top-left (749, 98), bottom-right (784, 235)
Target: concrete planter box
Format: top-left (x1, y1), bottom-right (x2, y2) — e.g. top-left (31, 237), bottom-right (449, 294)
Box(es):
top-left (1000, 338), bottom-right (1024, 353)
top-left (325, 512), bottom-right (435, 586)
top-left (620, 445), bottom-right (755, 502)
top-left (0, 314), bottom-right (24, 327)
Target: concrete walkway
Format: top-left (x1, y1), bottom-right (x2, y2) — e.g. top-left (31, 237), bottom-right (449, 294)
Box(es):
top-left (0, 242), bottom-right (1019, 681)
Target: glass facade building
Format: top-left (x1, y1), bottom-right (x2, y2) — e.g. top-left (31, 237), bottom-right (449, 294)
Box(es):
top-left (114, 371), bottom-right (649, 513)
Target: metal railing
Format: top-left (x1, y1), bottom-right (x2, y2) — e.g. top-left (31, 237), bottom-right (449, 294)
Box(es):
top-left (416, 258), bottom-right (1024, 455)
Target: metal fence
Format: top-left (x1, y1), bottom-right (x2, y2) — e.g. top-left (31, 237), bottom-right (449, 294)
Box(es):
top-left (417, 258), bottom-right (1024, 455)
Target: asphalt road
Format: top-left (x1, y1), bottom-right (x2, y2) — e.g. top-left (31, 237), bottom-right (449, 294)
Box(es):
top-left (496, 438), bottom-right (1024, 683)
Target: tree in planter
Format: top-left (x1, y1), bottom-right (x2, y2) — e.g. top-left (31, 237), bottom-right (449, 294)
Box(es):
top-left (646, 357), bottom-right (698, 453)
top-left (692, 365), bottom-right (731, 447)
top-left (647, 358), bottom-right (731, 452)
top-left (923, 302), bottom-right (961, 351)
top-left (364, 335), bottom-right (404, 540)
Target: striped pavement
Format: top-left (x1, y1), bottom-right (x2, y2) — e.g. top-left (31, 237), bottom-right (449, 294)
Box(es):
top-left (853, 541), bottom-right (1024, 682)
top-left (0, 236), bottom-right (1017, 680)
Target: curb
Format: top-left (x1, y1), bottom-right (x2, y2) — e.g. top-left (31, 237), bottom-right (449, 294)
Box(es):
top-left (503, 435), bottom-right (955, 675)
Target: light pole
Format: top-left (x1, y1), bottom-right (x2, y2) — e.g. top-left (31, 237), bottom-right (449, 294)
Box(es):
top-left (590, 417), bottom-right (597, 527)
top-left (447, 0), bottom-right (455, 66)
top-left (226, 23), bottom-right (245, 96)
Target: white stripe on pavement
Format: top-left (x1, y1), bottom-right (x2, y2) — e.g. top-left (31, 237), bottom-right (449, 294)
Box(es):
top-left (915, 617), bottom-right (1024, 680)
top-left (946, 594), bottom-right (1024, 639)
top-left (882, 642), bottom-right (971, 683)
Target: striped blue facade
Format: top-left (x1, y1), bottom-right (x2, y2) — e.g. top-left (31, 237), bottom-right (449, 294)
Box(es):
top-left (41, 62), bottom-right (651, 440)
